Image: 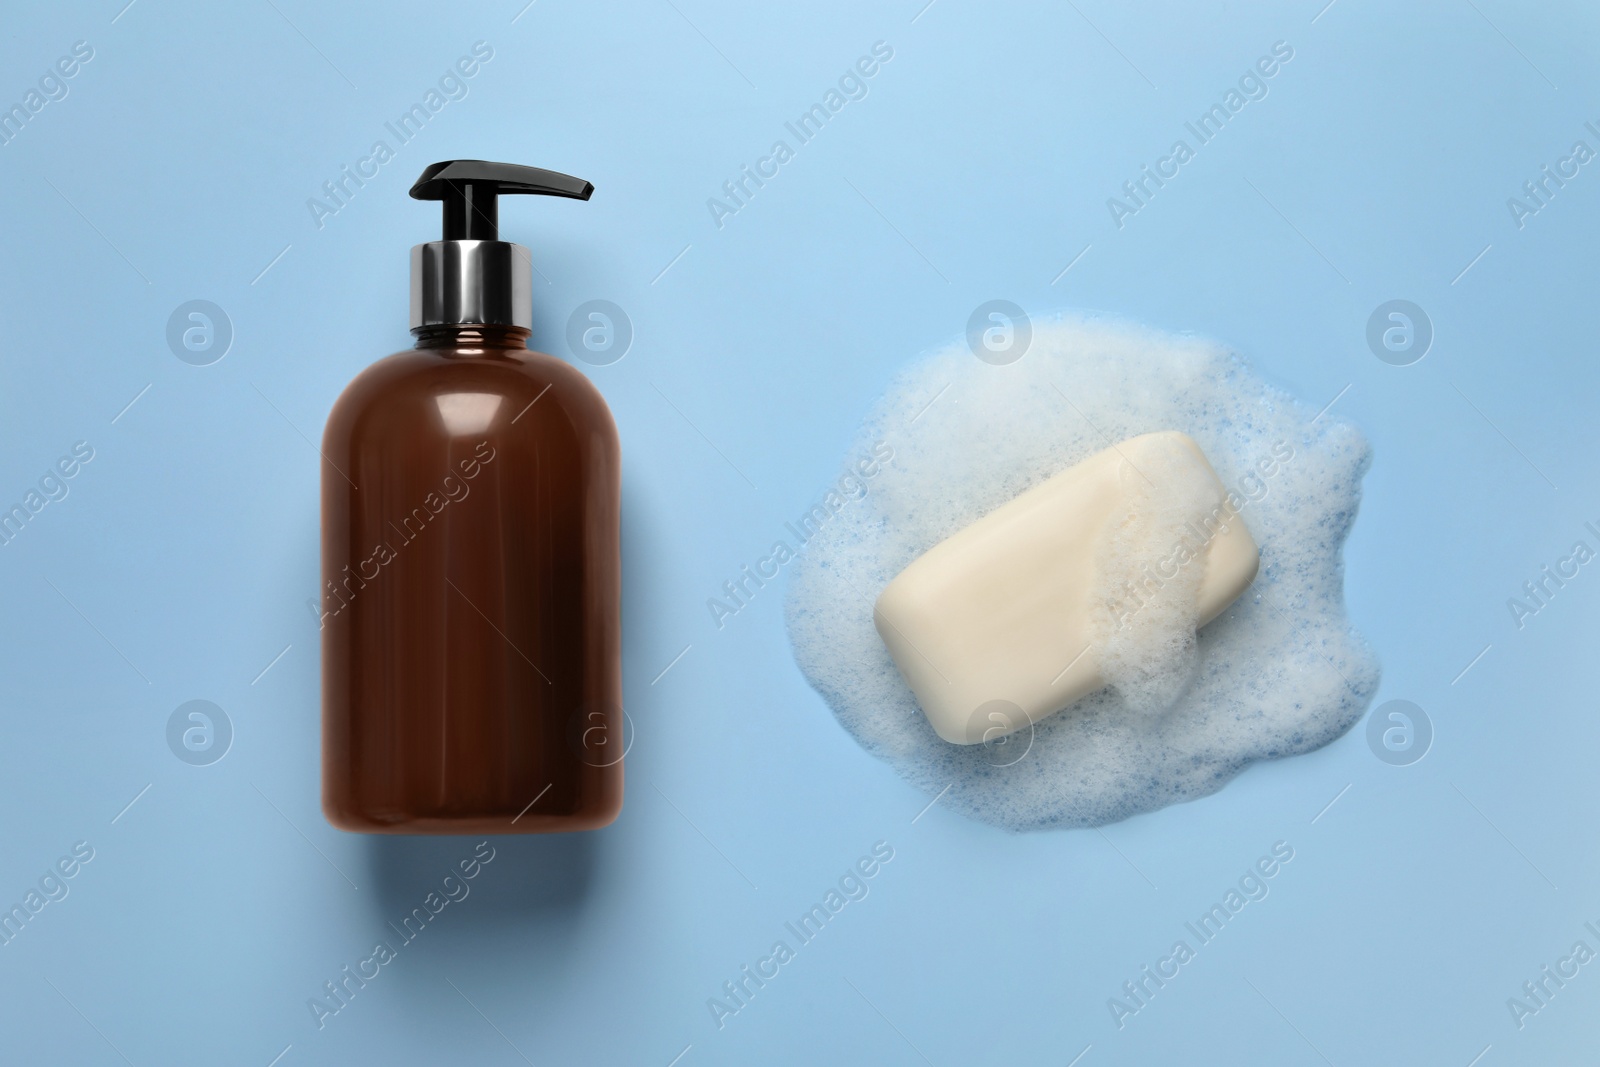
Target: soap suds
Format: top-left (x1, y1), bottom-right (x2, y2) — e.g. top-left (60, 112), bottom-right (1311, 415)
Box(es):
top-left (1092, 436), bottom-right (1218, 714)
top-left (785, 314), bottom-right (1378, 830)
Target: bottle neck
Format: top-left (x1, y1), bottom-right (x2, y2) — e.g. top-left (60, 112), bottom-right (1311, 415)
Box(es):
top-left (412, 324), bottom-right (531, 351)
top-left (410, 241), bottom-right (532, 332)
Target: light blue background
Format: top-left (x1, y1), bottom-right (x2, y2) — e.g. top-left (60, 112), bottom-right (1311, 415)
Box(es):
top-left (2, 0), bottom-right (1596, 1063)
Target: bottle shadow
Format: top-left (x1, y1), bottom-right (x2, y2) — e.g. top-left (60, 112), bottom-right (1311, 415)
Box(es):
top-left (348, 831), bottom-right (601, 1029)
top-left (360, 830), bottom-right (597, 941)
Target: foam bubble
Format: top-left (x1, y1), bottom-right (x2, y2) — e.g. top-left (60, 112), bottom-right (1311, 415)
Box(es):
top-left (785, 314), bottom-right (1379, 830)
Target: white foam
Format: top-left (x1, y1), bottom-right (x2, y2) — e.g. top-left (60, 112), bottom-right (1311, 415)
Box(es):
top-left (785, 314), bottom-right (1378, 830)
top-left (1092, 434), bottom-right (1219, 714)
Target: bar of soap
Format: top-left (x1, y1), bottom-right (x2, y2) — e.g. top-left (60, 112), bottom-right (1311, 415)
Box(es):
top-left (873, 431), bottom-right (1259, 744)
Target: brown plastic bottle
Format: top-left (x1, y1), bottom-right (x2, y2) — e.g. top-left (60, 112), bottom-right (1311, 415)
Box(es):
top-left (321, 161), bottom-right (622, 834)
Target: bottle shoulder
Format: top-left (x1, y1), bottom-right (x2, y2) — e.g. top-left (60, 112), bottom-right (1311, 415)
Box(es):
top-left (325, 346), bottom-right (615, 446)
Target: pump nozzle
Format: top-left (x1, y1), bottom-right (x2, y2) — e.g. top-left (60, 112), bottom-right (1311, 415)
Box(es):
top-left (407, 159), bottom-right (593, 331)
top-left (410, 160), bottom-right (594, 241)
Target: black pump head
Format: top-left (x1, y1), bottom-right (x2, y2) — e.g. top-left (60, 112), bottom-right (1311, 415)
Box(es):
top-left (410, 159), bottom-right (593, 241)
top-left (407, 159), bottom-right (593, 331)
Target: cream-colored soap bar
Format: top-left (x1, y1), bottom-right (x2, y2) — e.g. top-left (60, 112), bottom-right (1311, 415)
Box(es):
top-left (873, 431), bottom-right (1259, 744)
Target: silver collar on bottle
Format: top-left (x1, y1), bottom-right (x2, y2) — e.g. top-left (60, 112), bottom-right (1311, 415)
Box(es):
top-left (409, 240), bottom-right (532, 330)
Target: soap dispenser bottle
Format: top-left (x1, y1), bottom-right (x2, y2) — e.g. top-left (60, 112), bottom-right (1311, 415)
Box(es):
top-left (321, 160), bottom-right (622, 834)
